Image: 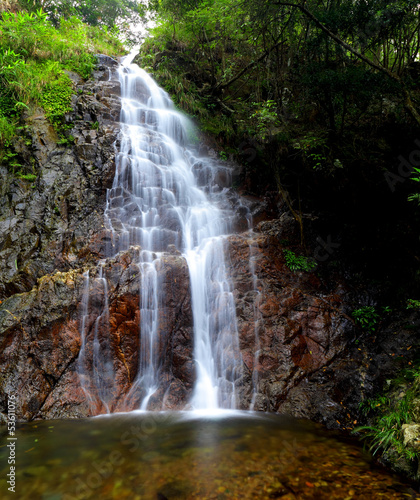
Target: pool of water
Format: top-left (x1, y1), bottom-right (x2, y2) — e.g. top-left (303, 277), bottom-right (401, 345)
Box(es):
top-left (0, 411), bottom-right (418, 499)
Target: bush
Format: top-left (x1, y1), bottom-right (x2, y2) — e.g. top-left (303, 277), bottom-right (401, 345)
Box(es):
top-left (352, 306), bottom-right (380, 333)
top-left (356, 362), bottom-right (420, 479)
top-left (283, 249), bottom-right (317, 272)
top-left (407, 299), bottom-right (420, 310)
top-left (0, 8), bottom-right (125, 169)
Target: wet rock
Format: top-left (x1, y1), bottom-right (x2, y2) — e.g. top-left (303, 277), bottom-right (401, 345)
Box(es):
top-left (402, 424), bottom-right (420, 448)
top-left (0, 59), bottom-right (122, 301)
top-left (95, 54), bottom-right (119, 68)
top-left (226, 227), bottom-right (353, 412)
top-left (0, 269), bottom-right (88, 421)
top-left (0, 246), bottom-right (194, 421)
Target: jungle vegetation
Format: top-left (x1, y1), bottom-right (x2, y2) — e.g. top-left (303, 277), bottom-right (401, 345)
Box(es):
top-left (1, 0), bottom-right (420, 479)
top-left (138, 0), bottom-right (420, 296)
top-left (0, 0), bottom-right (128, 168)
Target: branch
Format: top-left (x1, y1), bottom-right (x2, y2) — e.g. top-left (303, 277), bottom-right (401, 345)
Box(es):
top-left (215, 97), bottom-right (235, 114)
top-left (214, 38), bottom-right (286, 92)
top-left (274, 1), bottom-right (420, 126)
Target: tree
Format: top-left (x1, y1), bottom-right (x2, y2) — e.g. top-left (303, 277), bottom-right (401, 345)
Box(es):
top-left (20, 0), bottom-right (143, 28)
top-left (270, 0), bottom-right (420, 126)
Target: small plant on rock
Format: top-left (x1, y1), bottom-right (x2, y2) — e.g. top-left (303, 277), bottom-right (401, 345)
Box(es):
top-left (283, 249), bottom-right (317, 273)
top-left (407, 299), bottom-right (420, 310)
top-left (352, 306), bottom-right (380, 333)
top-left (355, 361), bottom-right (420, 479)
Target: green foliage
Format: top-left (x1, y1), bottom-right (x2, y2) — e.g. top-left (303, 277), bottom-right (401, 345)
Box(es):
top-left (63, 53), bottom-right (96, 80)
top-left (21, 0), bottom-right (142, 29)
top-left (57, 134), bottom-right (75, 146)
top-left (0, 10), bottom-right (124, 90)
top-left (0, 134), bottom-right (18, 167)
top-left (41, 72), bottom-right (73, 126)
top-left (0, 115), bottom-right (17, 147)
top-left (0, 48), bottom-right (28, 126)
top-left (0, 5), bottom-right (124, 177)
top-left (407, 193), bottom-right (420, 205)
top-left (355, 361), bottom-right (420, 474)
top-left (0, 88), bottom-right (17, 118)
top-left (283, 249), bottom-right (317, 273)
top-left (142, 0), bottom-right (420, 192)
top-left (293, 132), bottom-right (330, 170)
top-left (250, 100), bottom-right (279, 141)
top-left (351, 306), bottom-right (380, 333)
top-left (406, 299), bottom-right (420, 310)
top-left (408, 167), bottom-right (420, 206)
top-left (410, 167), bottom-right (420, 184)
top-left (16, 172), bottom-right (37, 182)
top-left (157, 68), bottom-right (208, 119)
top-left (0, 9), bottom-right (52, 58)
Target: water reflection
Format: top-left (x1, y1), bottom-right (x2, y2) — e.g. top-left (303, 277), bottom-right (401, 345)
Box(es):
top-left (0, 412), bottom-right (417, 499)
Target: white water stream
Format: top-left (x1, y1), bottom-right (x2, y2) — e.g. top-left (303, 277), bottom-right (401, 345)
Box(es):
top-left (83, 51), bottom-right (245, 410)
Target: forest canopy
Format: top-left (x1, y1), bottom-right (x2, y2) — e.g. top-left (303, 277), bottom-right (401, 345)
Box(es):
top-left (20, 0), bottom-right (144, 27)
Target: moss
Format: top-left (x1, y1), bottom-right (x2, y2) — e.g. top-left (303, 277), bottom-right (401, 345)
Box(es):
top-left (41, 72), bottom-right (74, 129)
top-left (16, 172), bottom-right (36, 182)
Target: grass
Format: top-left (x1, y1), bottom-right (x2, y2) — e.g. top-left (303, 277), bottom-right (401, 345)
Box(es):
top-left (0, 8), bottom-right (125, 167)
top-left (355, 360), bottom-right (420, 477)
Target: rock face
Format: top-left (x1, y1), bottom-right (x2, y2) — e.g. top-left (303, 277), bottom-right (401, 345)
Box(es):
top-left (226, 222), bottom-right (353, 414)
top-left (0, 212), bottom-right (351, 421)
top-left (0, 59), bottom-right (121, 301)
top-left (1, 56), bottom-right (418, 429)
top-left (0, 247), bottom-right (193, 421)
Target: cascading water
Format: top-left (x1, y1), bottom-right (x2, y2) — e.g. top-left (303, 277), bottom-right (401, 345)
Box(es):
top-left (248, 233), bottom-right (262, 410)
top-left (79, 51), bottom-right (245, 411)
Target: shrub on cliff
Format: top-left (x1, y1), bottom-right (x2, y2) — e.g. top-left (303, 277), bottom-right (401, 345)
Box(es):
top-left (0, 7), bottom-right (125, 163)
top-left (356, 361), bottom-right (420, 481)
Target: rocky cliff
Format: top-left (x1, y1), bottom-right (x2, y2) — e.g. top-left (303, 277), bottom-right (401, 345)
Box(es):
top-left (0, 56), bottom-right (120, 301)
top-left (0, 56), bottom-right (418, 435)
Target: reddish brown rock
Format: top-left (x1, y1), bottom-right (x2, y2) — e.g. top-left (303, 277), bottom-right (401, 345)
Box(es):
top-left (226, 227), bottom-right (352, 412)
top-left (0, 247), bottom-right (194, 421)
top-left (1, 216), bottom-right (416, 429)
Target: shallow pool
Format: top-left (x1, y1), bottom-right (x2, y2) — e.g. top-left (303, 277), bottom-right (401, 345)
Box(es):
top-left (0, 411), bottom-right (418, 499)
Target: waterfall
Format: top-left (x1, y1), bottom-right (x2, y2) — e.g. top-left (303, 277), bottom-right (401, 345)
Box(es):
top-left (248, 232), bottom-right (262, 410)
top-left (78, 51), bottom-right (245, 411)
